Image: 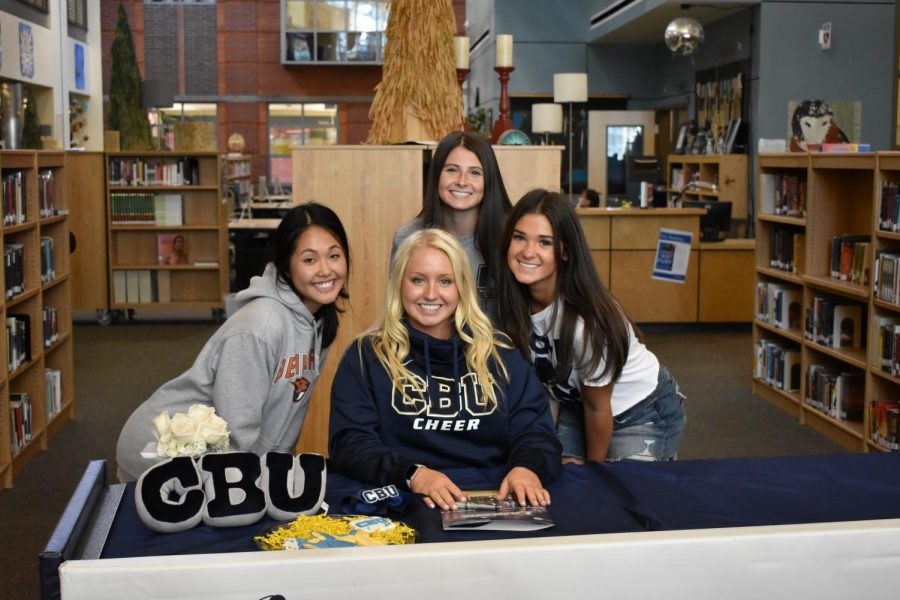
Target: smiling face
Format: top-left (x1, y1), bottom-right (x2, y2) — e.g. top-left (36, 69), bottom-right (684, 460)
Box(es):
top-left (401, 246), bottom-right (459, 339)
top-left (506, 213), bottom-right (560, 310)
top-left (438, 146), bottom-right (485, 215)
top-left (289, 225), bottom-right (348, 314)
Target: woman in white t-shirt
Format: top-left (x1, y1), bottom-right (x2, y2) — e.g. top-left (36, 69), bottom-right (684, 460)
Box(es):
top-left (497, 189), bottom-right (686, 463)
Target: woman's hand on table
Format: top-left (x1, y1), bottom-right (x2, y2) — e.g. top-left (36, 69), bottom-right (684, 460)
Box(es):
top-left (409, 467), bottom-right (466, 511)
top-left (498, 466), bottom-right (551, 507)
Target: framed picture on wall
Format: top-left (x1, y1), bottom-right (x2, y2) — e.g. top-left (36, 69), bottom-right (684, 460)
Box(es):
top-left (674, 123), bottom-right (689, 154)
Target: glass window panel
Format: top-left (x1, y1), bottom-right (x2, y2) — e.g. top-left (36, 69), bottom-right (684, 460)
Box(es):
top-left (286, 32), bottom-right (314, 61)
top-left (268, 103), bottom-right (337, 186)
top-left (377, 2), bottom-right (389, 30)
top-left (317, 1), bottom-right (347, 30)
top-left (349, 2), bottom-right (378, 32)
top-left (286, 0), bottom-right (313, 29)
top-left (317, 32), bottom-right (341, 61)
top-left (344, 32), bottom-right (377, 62)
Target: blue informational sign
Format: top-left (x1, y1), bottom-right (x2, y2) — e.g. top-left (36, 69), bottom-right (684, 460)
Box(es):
top-left (75, 43), bottom-right (85, 90)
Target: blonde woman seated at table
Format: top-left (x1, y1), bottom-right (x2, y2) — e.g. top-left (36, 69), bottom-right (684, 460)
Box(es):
top-left (329, 229), bottom-right (561, 510)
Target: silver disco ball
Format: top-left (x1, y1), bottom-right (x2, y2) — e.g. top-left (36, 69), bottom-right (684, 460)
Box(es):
top-left (664, 17), bottom-right (705, 57)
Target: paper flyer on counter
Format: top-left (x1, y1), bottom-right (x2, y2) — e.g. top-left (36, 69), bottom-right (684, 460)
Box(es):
top-left (651, 228), bottom-right (692, 283)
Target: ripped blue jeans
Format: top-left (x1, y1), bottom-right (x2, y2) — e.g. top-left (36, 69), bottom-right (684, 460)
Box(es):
top-left (557, 366), bottom-right (686, 462)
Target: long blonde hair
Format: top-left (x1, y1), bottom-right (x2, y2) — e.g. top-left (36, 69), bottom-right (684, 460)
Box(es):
top-left (366, 229), bottom-right (510, 407)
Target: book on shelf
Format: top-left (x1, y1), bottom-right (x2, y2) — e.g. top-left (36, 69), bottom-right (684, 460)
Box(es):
top-left (871, 400), bottom-right (900, 451)
top-left (820, 143), bottom-right (872, 153)
top-left (114, 269), bottom-right (167, 304)
top-left (874, 251), bottom-right (900, 304)
top-left (156, 269), bottom-right (171, 303)
top-left (875, 317), bottom-right (900, 375)
top-left (760, 173), bottom-right (806, 217)
top-left (157, 233), bottom-right (189, 265)
top-left (831, 303), bottom-right (863, 350)
top-left (125, 270), bottom-right (141, 302)
top-left (42, 305), bottom-right (59, 348)
top-left (45, 368), bottom-right (62, 419)
top-left (773, 286), bottom-right (802, 330)
top-left (879, 181), bottom-right (900, 232)
top-left (40, 236), bottom-right (55, 283)
top-left (2, 170), bottom-right (26, 226)
top-left (806, 365), bottom-right (864, 422)
top-left (755, 339), bottom-right (800, 391)
top-left (829, 235), bottom-right (869, 281)
top-left (9, 392), bottom-right (32, 452)
top-left (440, 492), bottom-right (554, 532)
top-left (38, 169), bottom-right (56, 218)
top-left (4, 242), bottom-right (25, 300)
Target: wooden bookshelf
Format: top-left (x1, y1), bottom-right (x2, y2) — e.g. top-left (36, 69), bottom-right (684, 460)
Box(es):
top-left (667, 154), bottom-right (748, 227)
top-left (753, 152), bottom-right (900, 453)
top-left (0, 150), bottom-right (75, 490)
top-left (224, 154), bottom-right (252, 218)
top-left (67, 152), bottom-right (110, 321)
top-left (105, 152), bottom-right (228, 320)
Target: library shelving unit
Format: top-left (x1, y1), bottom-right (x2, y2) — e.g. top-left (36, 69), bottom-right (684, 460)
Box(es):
top-left (223, 154), bottom-right (252, 218)
top-left (667, 154), bottom-right (748, 225)
top-left (753, 152), bottom-right (900, 452)
top-left (0, 150), bottom-right (74, 489)
top-left (106, 152), bottom-right (228, 321)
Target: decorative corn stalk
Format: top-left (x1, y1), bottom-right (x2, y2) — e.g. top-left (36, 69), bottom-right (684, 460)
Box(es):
top-left (367, 0), bottom-right (462, 144)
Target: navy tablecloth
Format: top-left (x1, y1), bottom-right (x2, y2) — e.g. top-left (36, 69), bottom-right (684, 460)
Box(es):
top-left (101, 452), bottom-right (900, 559)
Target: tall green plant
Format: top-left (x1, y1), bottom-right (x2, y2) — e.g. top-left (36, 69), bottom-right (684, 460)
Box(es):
top-left (108, 2), bottom-right (151, 151)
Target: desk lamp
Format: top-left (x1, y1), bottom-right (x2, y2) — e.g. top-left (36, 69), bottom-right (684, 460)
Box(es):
top-left (553, 73), bottom-right (588, 198)
top-left (531, 103), bottom-right (562, 145)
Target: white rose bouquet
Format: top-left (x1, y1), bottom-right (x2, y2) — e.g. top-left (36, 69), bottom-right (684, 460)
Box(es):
top-left (153, 404), bottom-right (230, 458)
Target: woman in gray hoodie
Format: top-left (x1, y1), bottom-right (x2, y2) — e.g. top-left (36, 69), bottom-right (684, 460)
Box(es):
top-left (116, 203), bottom-right (350, 481)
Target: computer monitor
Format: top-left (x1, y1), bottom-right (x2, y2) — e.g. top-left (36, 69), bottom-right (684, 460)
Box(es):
top-left (683, 200), bottom-right (733, 242)
top-left (625, 155), bottom-right (663, 205)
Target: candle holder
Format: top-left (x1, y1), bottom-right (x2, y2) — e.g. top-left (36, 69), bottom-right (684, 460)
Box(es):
top-left (456, 68), bottom-right (470, 131)
top-left (490, 66), bottom-right (515, 143)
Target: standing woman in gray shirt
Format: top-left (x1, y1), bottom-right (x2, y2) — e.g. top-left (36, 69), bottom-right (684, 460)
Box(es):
top-left (392, 131), bottom-right (512, 322)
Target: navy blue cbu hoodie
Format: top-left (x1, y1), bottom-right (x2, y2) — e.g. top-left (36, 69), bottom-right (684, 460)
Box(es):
top-left (328, 321), bottom-right (562, 489)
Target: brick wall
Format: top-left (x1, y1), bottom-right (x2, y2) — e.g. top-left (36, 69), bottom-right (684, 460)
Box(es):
top-left (103, 0), bottom-right (466, 157)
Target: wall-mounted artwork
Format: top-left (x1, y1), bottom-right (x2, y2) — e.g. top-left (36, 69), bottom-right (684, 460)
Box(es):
top-left (75, 43), bottom-right (85, 90)
top-left (787, 100), bottom-right (861, 151)
top-left (19, 23), bottom-right (34, 78)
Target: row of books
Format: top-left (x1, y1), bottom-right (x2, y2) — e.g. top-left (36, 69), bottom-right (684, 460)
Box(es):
top-left (878, 181), bottom-right (900, 232)
top-left (108, 157), bottom-right (201, 187)
top-left (873, 251), bottom-right (900, 305)
top-left (112, 270), bottom-right (173, 304)
top-left (7, 314), bottom-right (31, 373)
top-left (40, 236), bottom-right (55, 284)
top-left (2, 171), bottom-right (26, 226)
top-left (875, 316), bottom-right (900, 377)
top-left (4, 243), bottom-right (25, 300)
top-left (9, 392), bottom-right (31, 454)
top-left (110, 192), bottom-right (184, 226)
top-left (808, 143), bottom-right (872, 153)
top-left (43, 306), bottom-right (60, 349)
top-left (803, 297), bottom-right (864, 350)
top-left (759, 173), bottom-right (806, 217)
top-left (755, 339), bottom-right (801, 392)
top-left (805, 365), bottom-right (864, 422)
top-left (754, 282), bottom-right (801, 330)
top-left (871, 400), bottom-right (900, 451)
top-left (829, 234), bottom-right (870, 285)
top-left (768, 228), bottom-right (804, 273)
top-left (45, 368), bottom-right (63, 421)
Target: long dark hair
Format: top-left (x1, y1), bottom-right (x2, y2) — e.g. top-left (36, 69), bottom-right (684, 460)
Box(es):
top-left (497, 189), bottom-right (630, 384)
top-left (274, 203), bottom-right (350, 348)
top-left (422, 130), bottom-right (512, 290)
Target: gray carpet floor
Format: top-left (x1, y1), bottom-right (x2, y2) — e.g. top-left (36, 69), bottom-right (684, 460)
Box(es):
top-left (0, 321), bottom-right (845, 598)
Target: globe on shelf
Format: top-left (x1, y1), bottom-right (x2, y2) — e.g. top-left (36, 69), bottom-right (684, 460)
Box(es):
top-left (498, 129), bottom-right (532, 146)
top-left (227, 133), bottom-right (246, 153)
top-left (664, 17), bottom-right (705, 57)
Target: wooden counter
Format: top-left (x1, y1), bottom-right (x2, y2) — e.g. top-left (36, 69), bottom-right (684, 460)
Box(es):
top-left (577, 208), bottom-right (754, 323)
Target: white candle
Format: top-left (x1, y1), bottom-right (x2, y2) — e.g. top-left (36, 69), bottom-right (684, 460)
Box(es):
top-left (496, 34), bottom-right (513, 67)
top-left (454, 36), bottom-right (469, 70)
